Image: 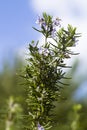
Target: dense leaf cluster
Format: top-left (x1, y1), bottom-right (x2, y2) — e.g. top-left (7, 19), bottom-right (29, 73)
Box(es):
top-left (22, 13), bottom-right (80, 130)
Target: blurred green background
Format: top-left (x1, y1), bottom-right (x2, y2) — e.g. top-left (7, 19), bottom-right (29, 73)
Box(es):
top-left (0, 57), bottom-right (87, 130)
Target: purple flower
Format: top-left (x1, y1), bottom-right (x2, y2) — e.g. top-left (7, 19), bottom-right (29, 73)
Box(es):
top-left (36, 16), bottom-right (45, 27)
top-left (42, 22), bottom-right (48, 30)
top-left (53, 17), bottom-right (61, 27)
top-left (36, 16), bottom-right (49, 31)
top-left (38, 123), bottom-right (44, 130)
top-left (36, 15), bottom-right (61, 38)
top-left (51, 28), bottom-right (56, 37)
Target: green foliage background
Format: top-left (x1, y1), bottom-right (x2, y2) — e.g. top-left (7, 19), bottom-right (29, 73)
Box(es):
top-left (0, 57), bottom-right (87, 130)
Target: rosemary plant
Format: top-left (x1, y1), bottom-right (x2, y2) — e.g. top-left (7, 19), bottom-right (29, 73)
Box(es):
top-left (22, 13), bottom-right (80, 130)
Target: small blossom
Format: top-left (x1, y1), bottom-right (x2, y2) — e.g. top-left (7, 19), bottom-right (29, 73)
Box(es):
top-left (42, 22), bottom-right (48, 30)
top-left (36, 16), bottom-right (45, 27)
top-left (53, 17), bottom-right (61, 27)
top-left (36, 15), bottom-right (61, 38)
top-left (38, 123), bottom-right (44, 130)
top-left (51, 28), bottom-right (56, 37)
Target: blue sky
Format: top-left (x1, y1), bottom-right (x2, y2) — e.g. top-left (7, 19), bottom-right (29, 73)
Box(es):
top-left (0, 0), bottom-right (39, 70)
top-left (74, 81), bottom-right (87, 101)
top-left (0, 0), bottom-right (87, 74)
